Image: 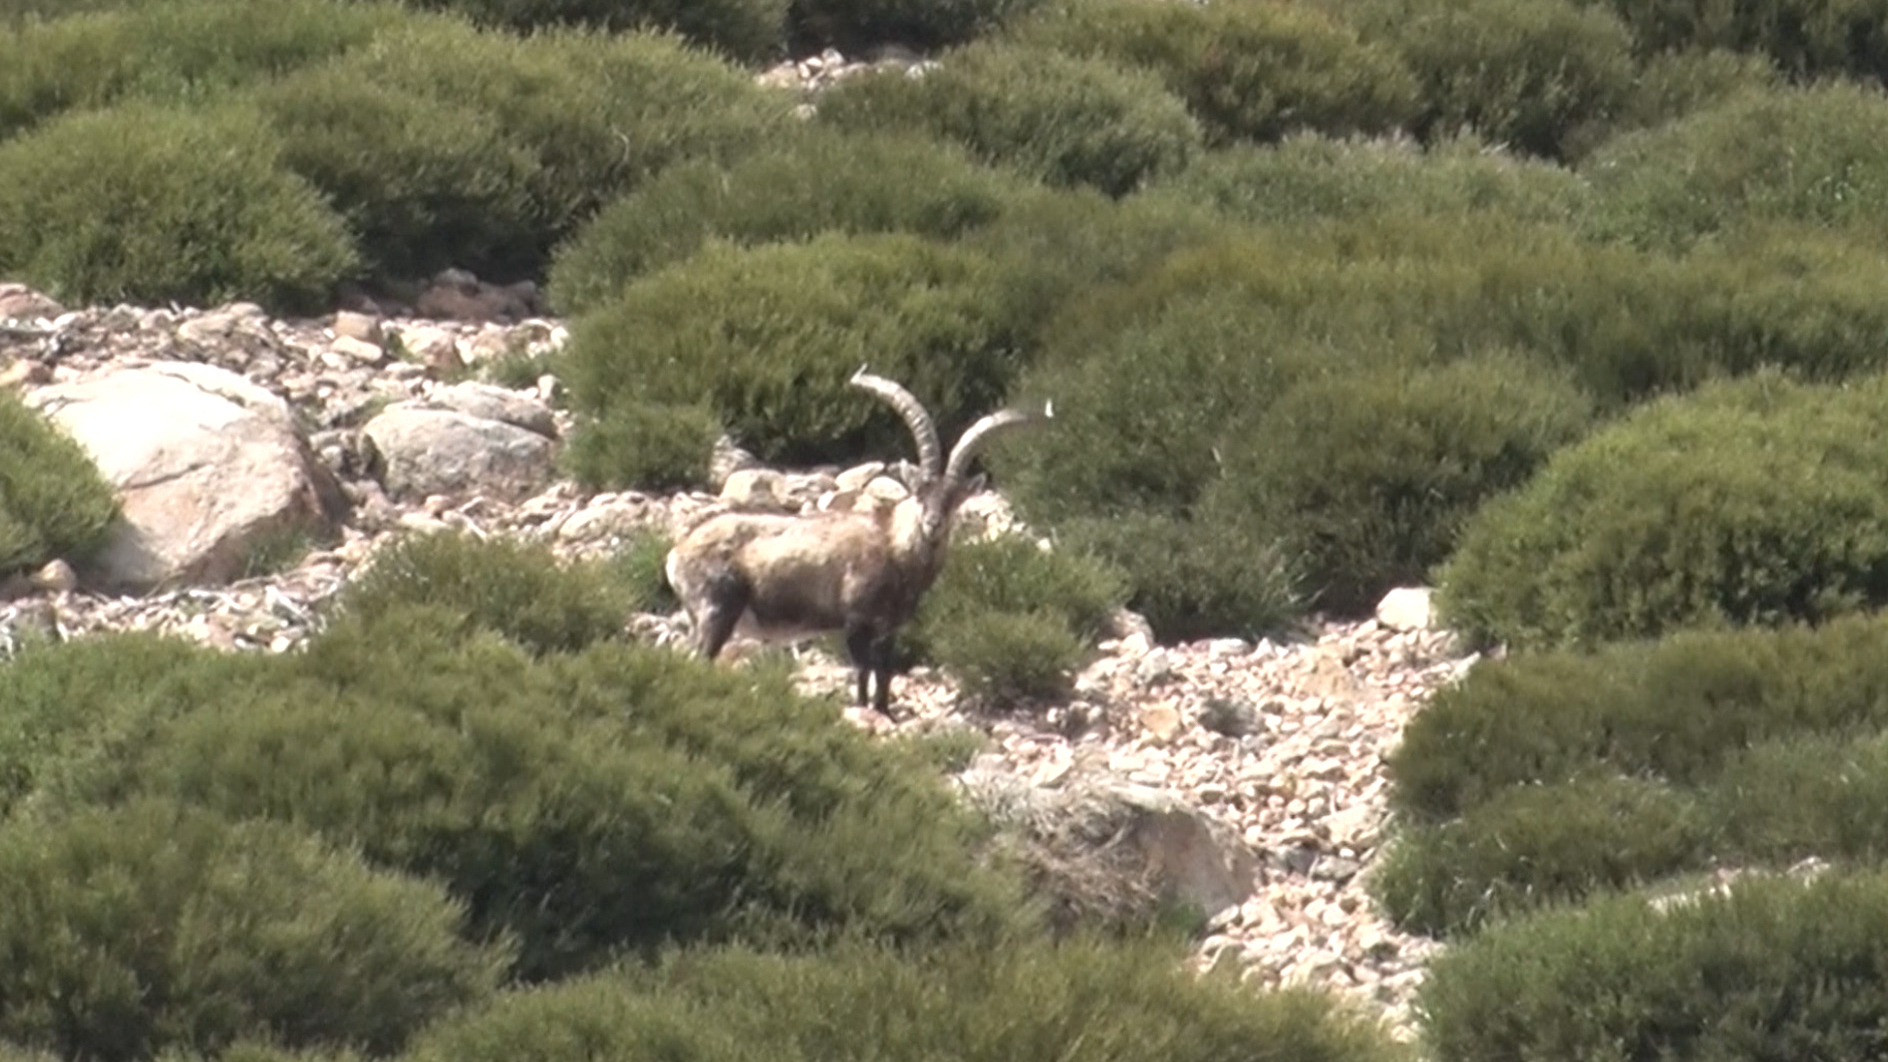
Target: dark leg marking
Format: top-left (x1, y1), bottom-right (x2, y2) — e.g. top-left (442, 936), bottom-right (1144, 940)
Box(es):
top-left (696, 571), bottom-right (749, 660)
top-left (843, 622), bottom-right (877, 707)
top-left (871, 634), bottom-right (898, 717)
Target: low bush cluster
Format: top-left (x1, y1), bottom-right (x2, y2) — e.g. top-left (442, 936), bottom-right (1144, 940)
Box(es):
top-left (789, 0), bottom-right (1041, 55)
top-left (0, 101), bottom-right (360, 310)
top-left (559, 232), bottom-right (1033, 470)
top-left (260, 19), bottom-right (791, 281)
top-left (1208, 348), bottom-right (1593, 614)
top-left (0, 799), bottom-right (503, 1061)
top-left (1154, 133), bottom-right (1593, 228)
top-left (814, 41), bottom-right (1202, 197)
top-left (558, 399), bottom-right (722, 492)
top-left (402, 0), bottom-right (791, 63)
top-left (1332, 0), bottom-right (1637, 159)
top-left (249, 64), bottom-right (536, 282)
top-left (548, 126), bottom-right (1026, 315)
top-left (1010, 0), bottom-right (1421, 146)
top-left (1438, 369), bottom-right (1888, 651)
top-left (408, 936), bottom-right (1404, 1062)
top-left (337, 530), bottom-right (631, 655)
top-left (0, 8), bottom-right (796, 301)
top-left (1376, 611), bottom-right (1888, 935)
top-left (0, 0), bottom-right (409, 138)
top-left (10, 601), bottom-right (1034, 983)
top-left (1421, 868), bottom-right (1888, 1062)
top-left (0, 393), bottom-right (119, 580)
top-left (1582, 81), bottom-right (1888, 251)
top-left (905, 535), bottom-right (1127, 704)
top-left (1582, 0), bottom-right (1888, 83)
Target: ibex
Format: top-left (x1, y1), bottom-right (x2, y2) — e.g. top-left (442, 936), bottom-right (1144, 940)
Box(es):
top-left (664, 368), bottom-right (1052, 717)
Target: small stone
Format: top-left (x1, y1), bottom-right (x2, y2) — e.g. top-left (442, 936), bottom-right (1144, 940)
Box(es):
top-left (721, 468), bottom-right (788, 509)
top-left (29, 558), bottom-right (76, 592)
top-left (330, 335), bottom-right (384, 365)
top-left (1138, 703), bottom-right (1184, 744)
top-left (331, 310), bottom-right (383, 344)
top-left (1134, 648), bottom-right (1175, 685)
top-left (834, 461), bottom-right (885, 492)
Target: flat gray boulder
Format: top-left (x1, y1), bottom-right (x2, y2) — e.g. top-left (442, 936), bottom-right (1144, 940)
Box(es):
top-left (362, 403), bottom-right (554, 502)
top-left (25, 362), bottom-right (344, 592)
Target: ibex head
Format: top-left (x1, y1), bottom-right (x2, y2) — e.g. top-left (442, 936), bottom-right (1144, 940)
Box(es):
top-left (849, 366), bottom-right (1052, 547)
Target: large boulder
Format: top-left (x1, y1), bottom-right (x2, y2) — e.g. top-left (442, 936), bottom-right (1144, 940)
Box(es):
top-left (954, 756), bottom-right (1258, 931)
top-left (25, 362), bottom-right (345, 592)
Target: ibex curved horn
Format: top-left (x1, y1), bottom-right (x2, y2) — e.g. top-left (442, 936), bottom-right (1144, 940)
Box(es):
top-left (944, 400), bottom-right (1053, 486)
top-left (850, 365), bottom-right (942, 478)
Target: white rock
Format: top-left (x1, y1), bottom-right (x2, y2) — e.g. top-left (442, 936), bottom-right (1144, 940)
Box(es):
top-left (1375, 586), bottom-right (1435, 632)
top-left (25, 362), bottom-right (342, 591)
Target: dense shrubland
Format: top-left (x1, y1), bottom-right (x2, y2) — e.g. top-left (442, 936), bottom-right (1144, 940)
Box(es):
top-left (14, 0), bottom-right (1888, 1054)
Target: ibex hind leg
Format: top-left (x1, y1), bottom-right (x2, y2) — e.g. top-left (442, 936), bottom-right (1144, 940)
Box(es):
top-left (692, 573), bottom-right (750, 661)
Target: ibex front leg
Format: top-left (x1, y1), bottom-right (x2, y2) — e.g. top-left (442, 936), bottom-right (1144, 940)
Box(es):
top-left (843, 620), bottom-right (897, 718)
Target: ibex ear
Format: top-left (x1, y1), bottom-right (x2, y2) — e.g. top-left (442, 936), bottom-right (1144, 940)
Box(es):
top-left (961, 472), bottom-right (988, 498)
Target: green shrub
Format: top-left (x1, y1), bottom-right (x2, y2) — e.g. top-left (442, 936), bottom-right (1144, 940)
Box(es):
top-left (0, 0), bottom-right (411, 138)
top-left (408, 935), bottom-right (1406, 1062)
top-left (596, 525), bottom-right (679, 614)
top-left (0, 392), bottom-right (118, 579)
top-left (43, 607), bottom-right (1033, 980)
top-left (1438, 369), bottom-right (1888, 650)
top-left (1335, 0), bottom-right (1636, 159)
top-left (0, 632), bottom-right (268, 817)
top-left (338, 529), bottom-right (628, 655)
top-left (561, 401), bottom-right (720, 492)
top-left (790, 0), bottom-right (1040, 53)
top-left (1386, 611), bottom-right (1888, 824)
top-left (158, 1044), bottom-right (363, 1062)
top-left (904, 535), bottom-right (1127, 702)
top-left (1373, 776), bottom-right (1708, 937)
top-left (1582, 81), bottom-right (1888, 251)
top-left (0, 0), bottom-right (165, 23)
top-left (0, 798), bottom-right (503, 1061)
top-left (957, 183), bottom-right (1223, 316)
top-left (318, 22), bottom-right (791, 272)
top-left (402, 0), bottom-right (788, 62)
top-left (560, 233), bottom-right (1031, 467)
top-left (919, 536), bottom-right (1125, 645)
top-left (928, 609), bottom-right (1088, 704)
top-left (0, 102), bottom-right (359, 311)
top-left (549, 126), bottom-right (1027, 314)
top-left (1208, 349), bottom-right (1593, 615)
top-left (1421, 868), bottom-right (1888, 1062)
top-left (815, 41), bottom-right (1201, 197)
top-left (248, 65), bottom-right (536, 281)
top-left (1059, 511), bottom-right (1304, 643)
top-left (1579, 0), bottom-right (1888, 82)
top-left (1152, 132), bottom-right (1593, 227)
top-left (993, 281), bottom-right (1329, 525)
top-left (1010, 0), bottom-right (1420, 146)
top-left (1709, 729), bottom-right (1888, 866)
top-left (1608, 45), bottom-right (1780, 134)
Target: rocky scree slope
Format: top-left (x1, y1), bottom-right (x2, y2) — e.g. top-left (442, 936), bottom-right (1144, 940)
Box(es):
top-left (0, 281), bottom-right (1479, 1042)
